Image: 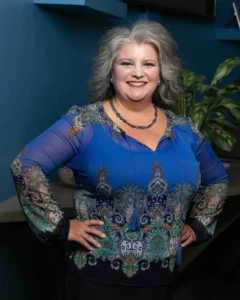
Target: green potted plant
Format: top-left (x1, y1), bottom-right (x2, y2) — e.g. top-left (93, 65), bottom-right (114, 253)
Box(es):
top-left (178, 57), bottom-right (240, 152)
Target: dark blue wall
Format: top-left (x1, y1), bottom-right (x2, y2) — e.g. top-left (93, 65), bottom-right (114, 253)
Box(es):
top-left (0, 0), bottom-right (136, 202)
top-left (146, 0), bottom-right (240, 80)
top-left (1, 0), bottom-right (239, 203)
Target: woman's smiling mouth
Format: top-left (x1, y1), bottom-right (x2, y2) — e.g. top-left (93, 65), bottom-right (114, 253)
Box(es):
top-left (127, 81), bottom-right (147, 87)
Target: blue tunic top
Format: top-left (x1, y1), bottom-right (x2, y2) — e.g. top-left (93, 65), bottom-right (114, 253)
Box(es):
top-left (11, 102), bottom-right (228, 286)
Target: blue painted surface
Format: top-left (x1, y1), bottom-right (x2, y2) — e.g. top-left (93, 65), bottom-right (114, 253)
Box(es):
top-left (0, 264), bottom-right (3, 289)
top-left (215, 0), bottom-right (240, 40)
top-left (144, 1), bottom-right (240, 83)
top-left (34, 0), bottom-right (127, 18)
top-left (34, 0), bottom-right (86, 5)
top-left (1, 1), bottom-right (240, 204)
top-left (216, 0), bottom-right (240, 27)
top-left (1, 0), bottom-right (130, 203)
top-left (216, 28), bottom-right (240, 40)
top-left (86, 0), bottom-right (127, 17)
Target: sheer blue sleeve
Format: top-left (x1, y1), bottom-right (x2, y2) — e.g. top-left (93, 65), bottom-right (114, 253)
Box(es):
top-left (10, 111), bottom-right (83, 244)
top-left (186, 120), bottom-right (228, 243)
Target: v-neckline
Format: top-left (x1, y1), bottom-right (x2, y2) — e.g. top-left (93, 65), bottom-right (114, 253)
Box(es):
top-left (99, 101), bottom-right (171, 152)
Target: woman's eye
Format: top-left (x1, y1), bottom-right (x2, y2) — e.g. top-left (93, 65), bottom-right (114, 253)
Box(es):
top-left (144, 63), bottom-right (155, 67)
top-left (120, 62), bottom-right (132, 66)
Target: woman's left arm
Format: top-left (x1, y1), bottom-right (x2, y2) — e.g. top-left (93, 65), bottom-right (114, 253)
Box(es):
top-left (185, 130), bottom-right (228, 244)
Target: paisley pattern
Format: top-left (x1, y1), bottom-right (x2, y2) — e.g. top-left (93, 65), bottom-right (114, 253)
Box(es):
top-left (164, 110), bottom-right (188, 138)
top-left (67, 115), bottom-right (85, 139)
top-left (11, 149), bottom-right (67, 242)
top-left (187, 116), bottom-right (205, 140)
top-left (10, 101), bottom-right (228, 282)
top-left (71, 163), bottom-right (197, 277)
top-left (190, 180), bottom-right (228, 235)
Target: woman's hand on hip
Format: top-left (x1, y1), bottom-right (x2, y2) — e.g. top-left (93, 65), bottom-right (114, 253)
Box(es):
top-left (181, 224), bottom-right (196, 247)
top-left (68, 219), bottom-right (106, 251)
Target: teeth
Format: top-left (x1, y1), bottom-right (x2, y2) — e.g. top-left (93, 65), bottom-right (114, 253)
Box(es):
top-left (128, 82), bottom-right (146, 86)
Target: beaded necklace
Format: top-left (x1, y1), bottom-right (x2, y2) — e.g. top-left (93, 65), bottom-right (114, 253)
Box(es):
top-left (110, 98), bottom-right (158, 130)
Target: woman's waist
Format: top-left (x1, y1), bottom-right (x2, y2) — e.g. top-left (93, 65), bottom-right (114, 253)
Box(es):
top-left (71, 214), bottom-right (182, 261)
top-left (66, 218), bottom-right (179, 282)
top-left (66, 252), bottom-right (176, 286)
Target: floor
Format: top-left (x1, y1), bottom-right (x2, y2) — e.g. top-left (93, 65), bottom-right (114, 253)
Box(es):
top-left (174, 216), bottom-right (240, 300)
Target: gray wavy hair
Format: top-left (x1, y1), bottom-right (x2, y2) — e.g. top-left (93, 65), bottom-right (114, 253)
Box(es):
top-left (89, 20), bottom-right (182, 108)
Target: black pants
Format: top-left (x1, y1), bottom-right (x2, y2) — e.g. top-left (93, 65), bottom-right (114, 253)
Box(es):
top-left (59, 271), bottom-right (173, 300)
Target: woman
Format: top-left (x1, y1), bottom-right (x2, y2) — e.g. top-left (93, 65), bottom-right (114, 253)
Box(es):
top-left (11, 21), bottom-right (228, 299)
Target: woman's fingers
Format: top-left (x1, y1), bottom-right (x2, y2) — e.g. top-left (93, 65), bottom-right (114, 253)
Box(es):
top-left (181, 224), bottom-right (197, 247)
top-left (182, 236), bottom-right (193, 247)
top-left (181, 224), bottom-right (190, 241)
top-left (68, 219), bottom-right (106, 250)
top-left (84, 219), bottom-right (104, 227)
top-left (78, 236), bottom-right (93, 251)
top-left (182, 225), bottom-right (188, 234)
top-left (82, 233), bottom-right (101, 248)
top-left (86, 226), bottom-right (106, 238)
top-left (181, 231), bottom-right (190, 242)
top-left (181, 239), bottom-right (190, 248)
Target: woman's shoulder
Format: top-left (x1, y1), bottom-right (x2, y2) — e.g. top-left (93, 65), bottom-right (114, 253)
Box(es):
top-left (164, 109), bottom-right (205, 140)
top-left (164, 109), bottom-right (188, 126)
top-left (65, 102), bottom-right (101, 116)
top-left (62, 102), bottom-right (105, 129)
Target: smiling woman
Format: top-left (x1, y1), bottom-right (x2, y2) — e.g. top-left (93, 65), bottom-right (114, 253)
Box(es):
top-left (90, 21), bottom-right (181, 108)
top-left (103, 41), bottom-right (166, 150)
top-left (10, 21), bottom-right (228, 300)
top-left (112, 42), bottom-right (160, 104)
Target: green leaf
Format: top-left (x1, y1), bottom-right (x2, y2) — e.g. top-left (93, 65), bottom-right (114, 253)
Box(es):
top-left (190, 104), bottom-right (209, 129)
top-left (181, 69), bottom-right (206, 91)
top-left (200, 85), bottom-right (219, 98)
top-left (181, 70), bottom-right (196, 89)
top-left (177, 93), bottom-right (186, 115)
top-left (211, 57), bottom-right (240, 86)
top-left (212, 98), bottom-right (240, 110)
top-left (217, 83), bottom-right (240, 98)
top-left (185, 92), bottom-right (194, 114)
top-left (208, 119), bottom-right (239, 130)
top-left (202, 129), bottom-right (211, 142)
top-left (230, 108), bottom-right (240, 121)
top-left (192, 75), bottom-right (207, 92)
top-left (212, 106), bottom-right (232, 116)
top-left (203, 123), bottom-right (236, 151)
top-left (180, 57), bottom-right (240, 152)
top-left (214, 107), bottom-right (240, 121)
top-left (215, 112), bottom-right (225, 120)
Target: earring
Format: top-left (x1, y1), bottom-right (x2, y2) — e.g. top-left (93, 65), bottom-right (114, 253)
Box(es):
top-left (110, 77), bottom-right (113, 84)
top-left (157, 80), bottom-right (161, 85)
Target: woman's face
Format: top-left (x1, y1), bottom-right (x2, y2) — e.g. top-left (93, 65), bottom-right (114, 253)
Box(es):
top-left (112, 42), bottom-right (160, 103)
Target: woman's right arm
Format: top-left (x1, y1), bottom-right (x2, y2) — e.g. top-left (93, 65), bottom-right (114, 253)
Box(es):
top-left (10, 112), bottom-right (105, 247)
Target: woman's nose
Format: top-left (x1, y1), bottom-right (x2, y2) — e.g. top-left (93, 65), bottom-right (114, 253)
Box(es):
top-left (132, 65), bottom-right (144, 78)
